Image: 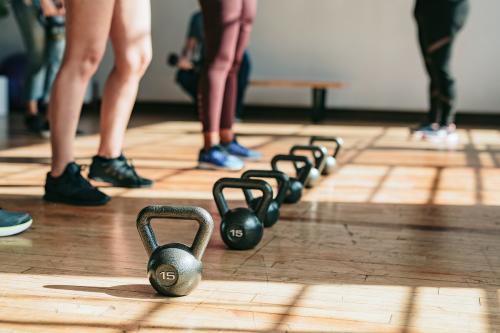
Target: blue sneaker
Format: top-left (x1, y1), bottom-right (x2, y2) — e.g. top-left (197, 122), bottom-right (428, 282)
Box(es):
top-left (222, 139), bottom-right (262, 161)
top-left (0, 209), bottom-right (32, 237)
top-left (413, 123), bottom-right (439, 137)
top-left (198, 145), bottom-right (245, 171)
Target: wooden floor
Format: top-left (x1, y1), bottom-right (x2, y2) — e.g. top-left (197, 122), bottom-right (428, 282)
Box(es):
top-left (1, 115), bottom-right (500, 332)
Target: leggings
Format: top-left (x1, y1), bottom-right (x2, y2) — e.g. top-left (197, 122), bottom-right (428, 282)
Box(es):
top-left (415, 0), bottom-right (469, 126)
top-left (11, 0), bottom-right (65, 104)
top-left (198, 0), bottom-right (257, 133)
top-left (176, 51), bottom-right (251, 117)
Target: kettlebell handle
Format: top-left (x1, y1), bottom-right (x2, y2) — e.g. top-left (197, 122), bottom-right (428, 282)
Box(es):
top-left (310, 136), bottom-right (344, 158)
top-left (213, 178), bottom-right (273, 222)
top-left (271, 154), bottom-right (312, 185)
top-left (136, 205), bottom-right (214, 261)
top-left (241, 170), bottom-right (290, 206)
top-left (289, 145), bottom-right (328, 174)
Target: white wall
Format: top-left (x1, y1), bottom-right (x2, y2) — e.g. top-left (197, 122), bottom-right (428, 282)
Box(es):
top-left (1, 0), bottom-right (499, 113)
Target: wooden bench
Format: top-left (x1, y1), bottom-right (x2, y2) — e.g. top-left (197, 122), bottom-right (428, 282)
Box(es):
top-left (250, 80), bottom-right (347, 123)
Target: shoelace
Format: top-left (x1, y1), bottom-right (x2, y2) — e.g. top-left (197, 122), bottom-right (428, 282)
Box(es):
top-left (213, 147), bottom-right (231, 160)
top-left (115, 157), bottom-right (140, 179)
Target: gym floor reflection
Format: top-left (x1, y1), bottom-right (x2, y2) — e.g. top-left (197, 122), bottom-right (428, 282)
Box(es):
top-left (0, 113), bottom-right (499, 332)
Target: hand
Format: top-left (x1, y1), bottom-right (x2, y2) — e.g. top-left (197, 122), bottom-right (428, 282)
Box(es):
top-left (178, 57), bottom-right (194, 70)
top-left (40, 0), bottom-right (65, 17)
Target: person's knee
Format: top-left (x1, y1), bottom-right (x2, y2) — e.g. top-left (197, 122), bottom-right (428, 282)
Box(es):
top-left (115, 43), bottom-right (152, 78)
top-left (65, 46), bottom-right (105, 80)
top-left (209, 50), bottom-right (235, 74)
top-left (436, 67), bottom-right (454, 90)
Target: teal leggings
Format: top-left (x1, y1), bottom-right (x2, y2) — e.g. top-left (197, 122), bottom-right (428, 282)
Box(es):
top-left (11, 0), bottom-right (65, 104)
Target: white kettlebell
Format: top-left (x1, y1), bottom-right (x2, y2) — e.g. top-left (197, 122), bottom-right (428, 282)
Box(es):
top-left (289, 145), bottom-right (328, 188)
top-left (309, 136), bottom-right (344, 175)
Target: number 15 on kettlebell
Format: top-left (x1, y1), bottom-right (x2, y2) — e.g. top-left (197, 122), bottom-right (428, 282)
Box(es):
top-left (136, 205), bottom-right (214, 297)
top-left (213, 178), bottom-right (273, 250)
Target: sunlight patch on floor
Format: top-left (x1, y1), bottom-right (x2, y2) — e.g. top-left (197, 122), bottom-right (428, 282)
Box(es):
top-left (0, 273), bottom-right (495, 333)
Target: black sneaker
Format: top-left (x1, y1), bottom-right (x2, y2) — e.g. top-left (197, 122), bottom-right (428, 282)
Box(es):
top-left (24, 114), bottom-right (50, 138)
top-left (40, 120), bottom-right (50, 138)
top-left (88, 154), bottom-right (153, 188)
top-left (25, 114), bottom-right (43, 132)
top-left (44, 162), bottom-right (110, 206)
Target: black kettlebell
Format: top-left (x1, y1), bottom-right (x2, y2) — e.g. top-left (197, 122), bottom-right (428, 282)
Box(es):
top-left (241, 170), bottom-right (290, 228)
top-left (136, 205), bottom-right (214, 297)
top-left (289, 145), bottom-right (328, 188)
top-left (213, 178), bottom-right (273, 250)
top-left (271, 154), bottom-right (312, 204)
top-left (310, 136), bottom-right (344, 175)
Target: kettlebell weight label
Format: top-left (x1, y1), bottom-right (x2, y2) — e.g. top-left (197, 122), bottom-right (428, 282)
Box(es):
top-left (156, 264), bottom-right (179, 287)
top-left (229, 229), bottom-right (244, 238)
top-left (160, 271), bottom-right (176, 280)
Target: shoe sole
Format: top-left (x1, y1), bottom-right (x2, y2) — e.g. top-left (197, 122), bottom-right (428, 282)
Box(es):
top-left (43, 193), bottom-right (110, 206)
top-left (88, 176), bottom-right (154, 188)
top-left (197, 162), bottom-right (244, 172)
top-left (39, 130), bottom-right (50, 139)
top-left (238, 155), bottom-right (262, 162)
top-left (225, 152), bottom-right (262, 162)
top-left (0, 219), bottom-right (32, 237)
top-left (424, 133), bottom-right (459, 144)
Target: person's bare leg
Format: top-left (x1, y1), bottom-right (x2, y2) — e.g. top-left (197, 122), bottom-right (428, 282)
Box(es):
top-left (49, 0), bottom-right (115, 176)
top-left (96, 0), bottom-right (152, 159)
top-left (26, 100), bottom-right (38, 116)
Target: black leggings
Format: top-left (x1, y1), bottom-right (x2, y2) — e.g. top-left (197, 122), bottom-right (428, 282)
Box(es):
top-left (415, 0), bottom-right (469, 126)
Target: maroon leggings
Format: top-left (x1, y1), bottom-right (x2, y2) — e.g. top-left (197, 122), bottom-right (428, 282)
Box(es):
top-left (198, 0), bottom-right (257, 133)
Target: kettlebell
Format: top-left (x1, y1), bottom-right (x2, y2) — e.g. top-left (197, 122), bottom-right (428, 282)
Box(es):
top-left (136, 205), bottom-right (214, 297)
top-left (309, 136), bottom-right (344, 175)
top-left (271, 154), bottom-right (312, 204)
top-left (213, 178), bottom-right (273, 250)
top-left (241, 170), bottom-right (290, 228)
top-left (289, 145), bottom-right (328, 188)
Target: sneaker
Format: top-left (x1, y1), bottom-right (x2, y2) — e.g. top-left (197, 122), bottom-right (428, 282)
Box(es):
top-left (25, 114), bottom-right (43, 133)
top-left (24, 114), bottom-right (51, 138)
top-left (0, 209), bottom-right (32, 237)
top-left (44, 162), bottom-right (110, 206)
top-left (412, 123), bottom-right (441, 140)
top-left (222, 139), bottom-right (262, 161)
top-left (412, 122), bottom-right (439, 135)
top-left (88, 154), bottom-right (153, 188)
top-left (436, 124), bottom-right (459, 141)
top-left (40, 120), bottom-right (50, 139)
top-left (198, 145), bottom-right (245, 171)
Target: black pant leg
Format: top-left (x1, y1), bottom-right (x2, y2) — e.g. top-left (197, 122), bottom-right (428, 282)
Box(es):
top-left (416, 15), bottom-right (440, 124)
top-left (235, 52), bottom-right (251, 119)
top-left (176, 69), bottom-right (199, 102)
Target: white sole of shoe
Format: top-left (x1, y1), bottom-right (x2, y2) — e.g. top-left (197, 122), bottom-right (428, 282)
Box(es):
top-left (197, 162), bottom-right (243, 172)
top-left (40, 130), bottom-right (50, 139)
top-left (0, 219), bottom-right (32, 237)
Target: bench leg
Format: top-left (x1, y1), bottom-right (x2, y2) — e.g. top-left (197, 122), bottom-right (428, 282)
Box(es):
top-left (312, 88), bottom-right (327, 123)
